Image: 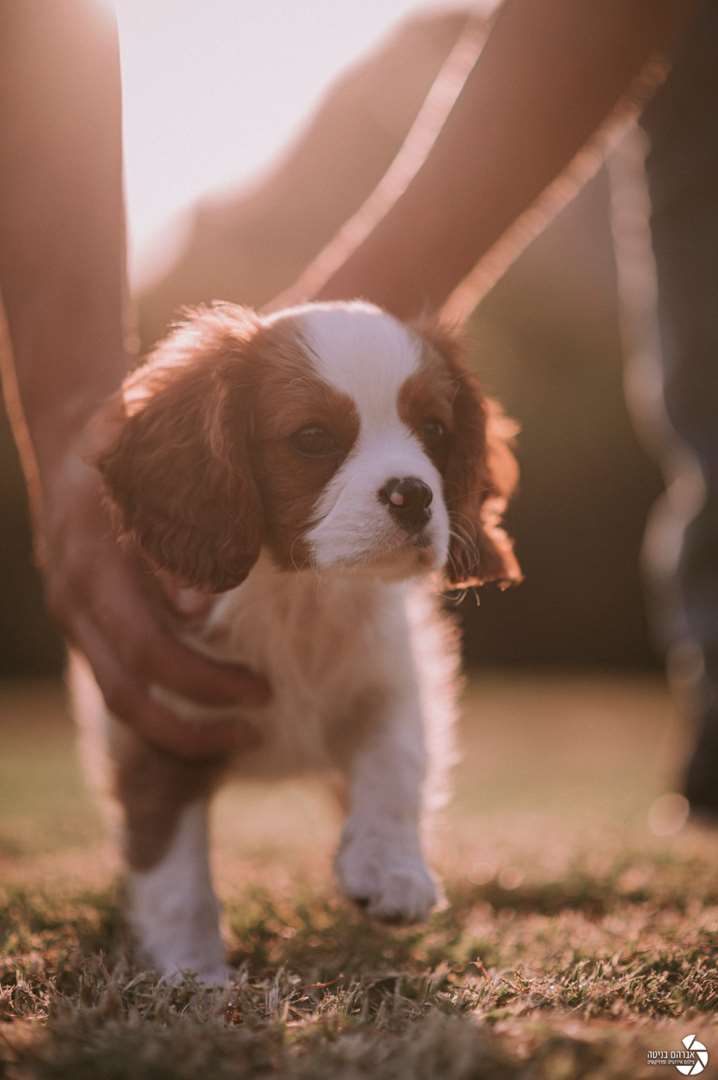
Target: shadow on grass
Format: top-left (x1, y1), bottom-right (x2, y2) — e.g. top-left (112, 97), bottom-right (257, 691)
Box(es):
top-left (2, 870), bottom-right (717, 1080)
top-left (226, 855), bottom-right (718, 984)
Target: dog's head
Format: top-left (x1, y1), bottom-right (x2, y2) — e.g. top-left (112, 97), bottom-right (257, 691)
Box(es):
top-left (97, 301), bottom-right (521, 591)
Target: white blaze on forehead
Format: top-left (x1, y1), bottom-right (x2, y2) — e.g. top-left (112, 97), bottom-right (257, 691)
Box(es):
top-left (289, 302), bottom-right (421, 428)
top-left (275, 302), bottom-right (450, 574)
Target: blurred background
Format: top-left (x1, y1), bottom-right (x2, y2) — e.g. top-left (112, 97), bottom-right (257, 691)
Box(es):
top-left (3, 15), bottom-right (715, 1069)
top-left (0, 0), bottom-right (664, 682)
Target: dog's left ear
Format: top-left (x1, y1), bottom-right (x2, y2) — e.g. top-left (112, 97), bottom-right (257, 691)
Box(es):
top-left (418, 320), bottom-right (522, 590)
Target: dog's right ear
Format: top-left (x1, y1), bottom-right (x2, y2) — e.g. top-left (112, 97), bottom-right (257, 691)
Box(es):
top-left (413, 317), bottom-right (521, 590)
top-left (96, 305), bottom-right (264, 592)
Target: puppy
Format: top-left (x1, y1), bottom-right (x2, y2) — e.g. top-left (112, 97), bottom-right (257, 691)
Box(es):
top-left (72, 300), bottom-right (520, 983)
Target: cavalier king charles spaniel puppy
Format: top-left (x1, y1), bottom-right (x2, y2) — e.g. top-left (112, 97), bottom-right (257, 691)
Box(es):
top-left (72, 300), bottom-right (520, 983)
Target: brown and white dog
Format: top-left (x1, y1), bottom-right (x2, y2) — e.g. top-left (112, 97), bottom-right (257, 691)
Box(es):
top-left (72, 300), bottom-right (520, 983)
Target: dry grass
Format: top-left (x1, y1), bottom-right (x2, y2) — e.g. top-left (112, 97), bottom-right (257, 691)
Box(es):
top-left (1, 673), bottom-right (717, 1079)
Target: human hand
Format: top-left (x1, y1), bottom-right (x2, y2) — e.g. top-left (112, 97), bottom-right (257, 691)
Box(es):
top-left (37, 440), bottom-right (270, 761)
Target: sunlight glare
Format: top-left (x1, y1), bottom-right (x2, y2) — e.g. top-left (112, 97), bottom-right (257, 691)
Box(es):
top-left (111, 0), bottom-right (451, 284)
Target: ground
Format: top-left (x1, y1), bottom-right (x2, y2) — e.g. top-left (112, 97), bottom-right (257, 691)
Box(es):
top-left (0, 673), bottom-right (716, 1079)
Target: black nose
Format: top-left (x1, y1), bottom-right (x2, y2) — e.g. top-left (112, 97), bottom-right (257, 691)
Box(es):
top-left (378, 476), bottom-right (433, 532)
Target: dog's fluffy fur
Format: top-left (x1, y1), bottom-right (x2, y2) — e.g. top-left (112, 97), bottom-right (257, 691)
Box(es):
top-left (72, 300), bottom-right (519, 983)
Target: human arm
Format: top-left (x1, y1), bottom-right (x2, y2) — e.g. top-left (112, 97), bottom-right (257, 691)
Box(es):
top-left (0, 0), bottom-right (269, 759)
top-left (303, 0), bottom-right (698, 319)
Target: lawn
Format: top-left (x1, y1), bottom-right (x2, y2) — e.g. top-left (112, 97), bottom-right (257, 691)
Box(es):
top-left (1, 673), bottom-right (716, 1079)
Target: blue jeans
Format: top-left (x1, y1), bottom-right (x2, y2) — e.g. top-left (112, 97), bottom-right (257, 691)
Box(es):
top-left (636, 0), bottom-right (718, 719)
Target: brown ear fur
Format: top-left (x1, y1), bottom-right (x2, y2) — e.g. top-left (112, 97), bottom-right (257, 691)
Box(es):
top-left (96, 305), bottom-right (264, 592)
top-left (418, 319), bottom-right (522, 590)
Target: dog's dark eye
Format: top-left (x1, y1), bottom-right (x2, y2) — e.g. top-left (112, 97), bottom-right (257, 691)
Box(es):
top-left (291, 424), bottom-right (339, 458)
top-left (422, 418), bottom-right (447, 443)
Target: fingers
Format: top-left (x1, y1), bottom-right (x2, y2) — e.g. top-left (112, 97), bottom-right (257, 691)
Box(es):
top-left (154, 571), bottom-right (214, 617)
top-left (72, 614), bottom-right (262, 761)
top-left (81, 553), bottom-right (271, 709)
top-left (41, 456), bottom-right (270, 757)
top-left (134, 624), bottom-right (272, 710)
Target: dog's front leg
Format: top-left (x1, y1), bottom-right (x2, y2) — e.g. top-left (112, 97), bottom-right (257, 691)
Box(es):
top-left (334, 691), bottom-right (439, 922)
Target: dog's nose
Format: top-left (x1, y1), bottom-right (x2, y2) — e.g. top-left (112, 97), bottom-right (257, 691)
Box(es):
top-left (378, 476), bottom-right (433, 531)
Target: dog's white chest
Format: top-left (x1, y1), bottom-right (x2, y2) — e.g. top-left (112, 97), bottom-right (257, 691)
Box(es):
top-left (192, 557), bottom-right (398, 774)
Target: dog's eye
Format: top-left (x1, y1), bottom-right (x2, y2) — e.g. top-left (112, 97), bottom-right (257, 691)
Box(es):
top-left (422, 418), bottom-right (447, 443)
top-left (291, 424), bottom-right (339, 458)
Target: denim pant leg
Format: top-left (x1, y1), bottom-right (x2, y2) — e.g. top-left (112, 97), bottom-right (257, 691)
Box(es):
top-left (639, 0), bottom-right (718, 715)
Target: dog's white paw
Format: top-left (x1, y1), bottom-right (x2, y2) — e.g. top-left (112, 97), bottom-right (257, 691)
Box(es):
top-left (139, 940), bottom-right (231, 987)
top-left (161, 963), bottom-right (232, 988)
top-left (130, 896), bottom-right (229, 987)
top-left (335, 828), bottom-right (439, 922)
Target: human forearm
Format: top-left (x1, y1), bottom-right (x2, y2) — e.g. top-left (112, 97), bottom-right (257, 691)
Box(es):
top-left (312, 0), bottom-right (698, 318)
top-left (0, 1), bottom-right (272, 753)
top-left (0, 0), bottom-right (129, 485)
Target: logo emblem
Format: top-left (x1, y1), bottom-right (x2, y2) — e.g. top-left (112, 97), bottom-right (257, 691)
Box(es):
top-left (646, 1034), bottom-right (709, 1075)
top-left (675, 1035), bottom-right (709, 1076)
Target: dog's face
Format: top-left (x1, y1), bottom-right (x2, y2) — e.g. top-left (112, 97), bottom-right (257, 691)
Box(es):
top-left (98, 301), bottom-right (520, 591)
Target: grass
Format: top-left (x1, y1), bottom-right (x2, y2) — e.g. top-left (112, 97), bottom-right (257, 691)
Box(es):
top-left (1, 673), bottom-right (717, 1078)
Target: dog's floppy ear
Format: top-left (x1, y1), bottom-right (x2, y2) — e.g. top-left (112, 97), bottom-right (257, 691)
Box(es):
top-left (96, 305), bottom-right (264, 592)
top-left (419, 319), bottom-right (522, 590)
top-left (448, 389), bottom-right (522, 589)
